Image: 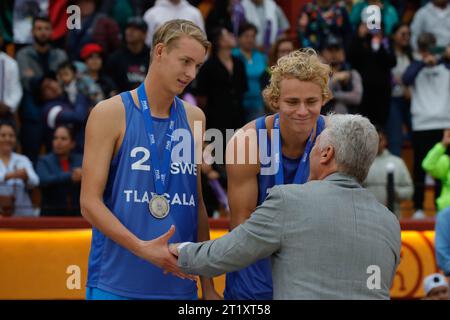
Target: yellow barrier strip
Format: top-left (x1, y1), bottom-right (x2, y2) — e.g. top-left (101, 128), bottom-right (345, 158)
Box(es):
top-left (0, 229), bottom-right (438, 299)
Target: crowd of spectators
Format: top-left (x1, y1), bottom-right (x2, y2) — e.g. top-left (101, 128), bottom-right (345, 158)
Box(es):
top-left (0, 0), bottom-right (449, 225)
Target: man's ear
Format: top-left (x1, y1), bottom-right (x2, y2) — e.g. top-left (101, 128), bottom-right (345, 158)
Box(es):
top-left (270, 98), bottom-right (279, 112)
top-left (319, 145), bottom-right (335, 164)
top-left (153, 43), bottom-right (165, 60)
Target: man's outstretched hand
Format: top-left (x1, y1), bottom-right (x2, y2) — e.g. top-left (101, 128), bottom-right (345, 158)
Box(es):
top-left (134, 225), bottom-right (196, 281)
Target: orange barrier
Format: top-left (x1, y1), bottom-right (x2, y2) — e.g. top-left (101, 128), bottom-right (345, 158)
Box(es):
top-left (0, 218), bottom-right (440, 299)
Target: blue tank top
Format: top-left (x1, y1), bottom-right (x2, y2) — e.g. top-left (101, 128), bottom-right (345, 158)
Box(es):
top-left (86, 92), bottom-right (199, 299)
top-left (224, 114), bottom-right (325, 300)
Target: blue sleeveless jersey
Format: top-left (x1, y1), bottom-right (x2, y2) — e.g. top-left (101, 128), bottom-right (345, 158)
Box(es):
top-left (224, 114), bottom-right (325, 300)
top-left (86, 92), bottom-right (199, 299)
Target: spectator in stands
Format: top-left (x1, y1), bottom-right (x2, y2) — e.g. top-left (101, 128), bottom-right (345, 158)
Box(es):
top-left (79, 43), bottom-right (117, 104)
top-left (37, 125), bottom-right (82, 216)
top-left (37, 72), bottom-right (90, 153)
top-left (403, 33), bottom-right (450, 219)
top-left (16, 15), bottom-right (67, 164)
top-left (410, 0), bottom-right (450, 53)
top-left (0, 33), bottom-right (23, 122)
top-left (194, 27), bottom-right (247, 137)
top-left (422, 129), bottom-right (450, 214)
top-left (66, 0), bottom-right (121, 61)
top-left (56, 61), bottom-right (94, 106)
top-left (240, 0), bottom-right (290, 53)
top-left (205, 0), bottom-right (234, 40)
top-left (347, 17), bottom-right (396, 127)
top-left (143, 0), bottom-right (205, 47)
top-left (12, 0), bottom-right (48, 46)
top-left (423, 273), bottom-right (449, 300)
top-left (387, 23), bottom-right (412, 157)
top-left (297, 0), bottom-right (352, 51)
top-left (320, 34), bottom-right (363, 115)
top-left (0, 121), bottom-right (39, 217)
top-left (268, 36), bottom-right (296, 68)
top-left (106, 16), bottom-right (150, 92)
top-left (350, 0), bottom-right (399, 36)
top-left (232, 22), bottom-right (267, 122)
top-left (260, 35), bottom-right (296, 92)
top-left (363, 125), bottom-right (413, 219)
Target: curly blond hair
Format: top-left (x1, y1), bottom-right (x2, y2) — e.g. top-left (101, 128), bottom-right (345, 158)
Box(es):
top-left (262, 48), bottom-right (332, 111)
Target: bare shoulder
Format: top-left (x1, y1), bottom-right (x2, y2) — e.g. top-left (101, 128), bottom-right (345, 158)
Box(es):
top-left (87, 95), bottom-right (124, 132)
top-left (85, 95), bottom-right (126, 155)
top-left (88, 95), bottom-right (124, 124)
top-left (182, 100), bottom-right (205, 123)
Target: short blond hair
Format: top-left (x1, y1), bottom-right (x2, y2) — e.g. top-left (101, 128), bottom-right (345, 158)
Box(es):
top-left (152, 19), bottom-right (210, 54)
top-left (262, 48), bottom-right (332, 111)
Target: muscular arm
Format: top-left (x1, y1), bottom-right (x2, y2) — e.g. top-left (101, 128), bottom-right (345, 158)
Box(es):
top-left (80, 99), bottom-right (143, 254)
top-left (226, 123), bottom-right (260, 230)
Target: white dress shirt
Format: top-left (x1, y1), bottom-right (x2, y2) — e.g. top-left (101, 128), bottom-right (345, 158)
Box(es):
top-left (0, 152), bottom-right (40, 216)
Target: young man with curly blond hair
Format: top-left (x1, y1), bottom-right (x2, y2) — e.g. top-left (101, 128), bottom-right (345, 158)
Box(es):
top-left (222, 49), bottom-right (332, 299)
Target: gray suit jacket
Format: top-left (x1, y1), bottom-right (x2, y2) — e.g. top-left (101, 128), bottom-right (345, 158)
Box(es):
top-left (178, 172), bottom-right (401, 299)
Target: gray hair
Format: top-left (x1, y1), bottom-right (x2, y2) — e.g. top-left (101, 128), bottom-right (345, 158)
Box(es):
top-left (317, 114), bottom-right (379, 183)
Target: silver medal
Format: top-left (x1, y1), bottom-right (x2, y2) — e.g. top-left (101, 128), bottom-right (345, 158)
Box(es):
top-left (149, 195), bottom-right (170, 219)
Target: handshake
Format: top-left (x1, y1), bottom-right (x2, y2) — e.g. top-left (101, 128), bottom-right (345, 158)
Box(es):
top-left (133, 225), bottom-right (222, 299)
top-left (134, 225), bottom-right (196, 280)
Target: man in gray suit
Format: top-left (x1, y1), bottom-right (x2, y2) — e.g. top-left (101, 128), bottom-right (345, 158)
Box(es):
top-left (169, 114), bottom-right (402, 299)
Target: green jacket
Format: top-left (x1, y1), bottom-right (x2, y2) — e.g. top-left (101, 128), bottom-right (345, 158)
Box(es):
top-left (422, 143), bottom-right (450, 212)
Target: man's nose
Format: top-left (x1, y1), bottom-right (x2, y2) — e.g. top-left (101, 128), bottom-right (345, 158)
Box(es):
top-left (185, 66), bottom-right (196, 82)
top-left (295, 103), bottom-right (309, 117)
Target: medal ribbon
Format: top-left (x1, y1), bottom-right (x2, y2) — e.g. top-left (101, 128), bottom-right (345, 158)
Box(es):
top-left (137, 83), bottom-right (177, 195)
top-left (273, 113), bottom-right (316, 185)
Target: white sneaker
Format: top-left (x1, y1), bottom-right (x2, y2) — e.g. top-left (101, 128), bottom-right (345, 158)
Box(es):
top-left (412, 209), bottom-right (426, 219)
